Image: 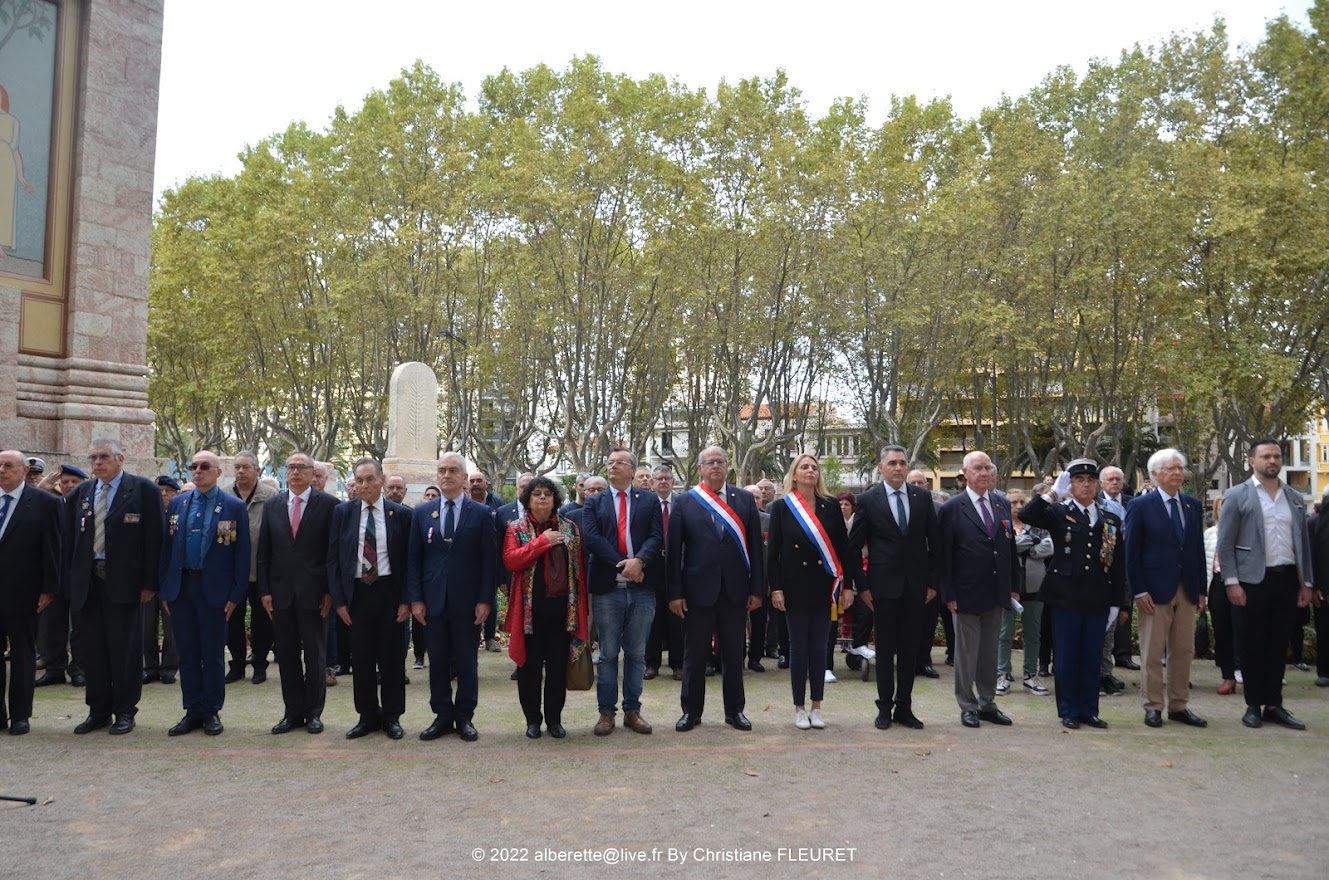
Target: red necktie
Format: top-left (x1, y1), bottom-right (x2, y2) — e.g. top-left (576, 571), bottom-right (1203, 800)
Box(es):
top-left (291, 494), bottom-right (303, 538)
top-left (617, 490), bottom-right (628, 556)
top-left (661, 498), bottom-right (669, 538)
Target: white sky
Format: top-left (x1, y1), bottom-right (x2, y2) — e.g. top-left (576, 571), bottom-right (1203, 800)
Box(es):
top-left (153, 0), bottom-right (1308, 201)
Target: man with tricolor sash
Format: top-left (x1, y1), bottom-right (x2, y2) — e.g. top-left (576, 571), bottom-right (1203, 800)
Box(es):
top-left (666, 446), bottom-right (765, 732)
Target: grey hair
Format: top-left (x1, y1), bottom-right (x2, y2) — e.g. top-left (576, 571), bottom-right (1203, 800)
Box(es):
top-left (879, 444), bottom-right (906, 462)
top-left (90, 437), bottom-right (124, 455)
top-left (1147, 448), bottom-right (1187, 478)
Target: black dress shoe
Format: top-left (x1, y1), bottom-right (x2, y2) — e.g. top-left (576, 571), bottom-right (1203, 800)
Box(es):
top-left (978, 708), bottom-right (1012, 726)
top-left (305, 716), bottom-right (324, 734)
top-left (34, 671), bottom-right (67, 687)
top-left (1038, 664), bottom-right (1051, 677)
top-left (142, 670), bottom-right (159, 684)
top-left (69, 672), bottom-right (86, 687)
top-left (644, 666), bottom-right (658, 681)
top-left (704, 664), bottom-right (717, 677)
top-left (74, 715), bottom-right (112, 734)
top-left (251, 669), bottom-right (267, 684)
top-left (109, 716), bottom-right (135, 735)
top-left (1081, 716), bottom-right (1109, 729)
top-left (525, 723), bottom-right (542, 739)
top-left (746, 660), bottom-right (765, 673)
top-left (383, 720), bottom-right (404, 739)
top-left (675, 713), bottom-right (699, 732)
top-left (457, 720), bottom-right (479, 741)
top-left (777, 656), bottom-right (789, 670)
top-left (346, 719), bottom-right (381, 739)
top-left (509, 669), bottom-right (519, 681)
top-left (894, 712), bottom-right (925, 730)
top-left (960, 710), bottom-right (980, 728)
top-left (917, 665), bottom-right (940, 679)
top-left (874, 712), bottom-right (892, 730)
top-left (724, 713), bottom-right (752, 731)
top-left (203, 715), bottom-right (224, 736)
top-left (944, 655), bottom-right (954, 667)
top-left (1242, 707), bottom-right (1263, 728)
top-left (1144, 709), bottom-right (1163, 728)
top-left (419, 717), bottom-right (455, 740)
top-left (10, 719), bottom-right (31, 736)
top-left (1116, 658), bottom-right (1141, 670)
top-left (224, 665), bottom-right (245, 684)
top-left (271, 716), bottom-right (303, 734)
top-left (1061, 717), bottom-right (1080, 729)
top-left (169, 715), bottom-right (204, 736)
top-left (1168, 709), bottom-right (1208, 728)
top-left (159, 672), bottom-right (176, 684)
top-left (547, 723), bottom-right (566, 738)
top-left (1263, 706), bottom-right (1306, 730)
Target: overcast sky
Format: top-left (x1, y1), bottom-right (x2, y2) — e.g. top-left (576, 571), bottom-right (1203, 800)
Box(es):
top-left (152, 1), bottom-right (1307, 201)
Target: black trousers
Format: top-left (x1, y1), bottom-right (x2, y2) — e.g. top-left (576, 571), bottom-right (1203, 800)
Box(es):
top-left (1112, 606), bottom-right (1135, 662)
top-left (918, 593), bottom-right (954, 668)
top-left (1039, 599), bottom-right (1056, 668)
top-left (1208, 572), bottom-right (1238, 679)
top-left (646, 588), bottom-right (683, 670)
top-left (410, 618), bottom-right (427, 661)
top-left (271, 605), bottom-right (327, 721)
top-left (785, 604), bottom-right (830, 705)
top-left (1316, 602), bottom-right (1329, 679)
top-left (680, 598), bottom-right (747, 718)
top-left (0, 605), bottom-right (37, 723)
top-left (226, 581), bottom-right (274, 671)
top-left (142, 598), bottom-right (178, 674)
top-left (77, 580), bottom-right (144, 719)
top-left (748, 598), bottom-right (769, 664)
top-left (36, 595), bottom-right (81, 675)
top-left (1231, 566), bottom-right (1299, 709)
top-left (348, 578), bottom-right (406, 722)
top-left (874, 591), bottom-right (925, 713)
top-left (516, 606), bottom-right (570, 725)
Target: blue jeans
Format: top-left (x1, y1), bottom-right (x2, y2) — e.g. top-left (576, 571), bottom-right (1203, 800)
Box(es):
top-left (592, 586), bottom-right (656, 715)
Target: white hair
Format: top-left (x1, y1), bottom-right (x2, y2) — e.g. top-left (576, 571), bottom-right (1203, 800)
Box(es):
top-left (1147, 448), bottom-right (1187, 478)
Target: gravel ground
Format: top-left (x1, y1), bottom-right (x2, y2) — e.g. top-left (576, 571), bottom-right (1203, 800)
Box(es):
top-left (3, 648), bottom-right (1326, 879)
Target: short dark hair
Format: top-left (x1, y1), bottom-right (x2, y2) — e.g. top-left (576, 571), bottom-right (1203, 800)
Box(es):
top-left (352, 457), bottom-right (383, 477)
top-left (1248, 437), bottom-right (1281, 457)
top-left (519, 475), bottom-right (565, 509)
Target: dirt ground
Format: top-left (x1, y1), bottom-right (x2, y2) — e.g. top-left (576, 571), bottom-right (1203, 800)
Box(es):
top-left (4, 647), bottom-right (1326, 879)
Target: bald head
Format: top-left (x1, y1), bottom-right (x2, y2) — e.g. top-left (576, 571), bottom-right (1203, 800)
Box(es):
top-left (0, 450), bottom-right (27, 492)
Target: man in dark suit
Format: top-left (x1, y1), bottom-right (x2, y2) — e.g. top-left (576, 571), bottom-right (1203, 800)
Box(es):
top-left (848, 444), bottom-right (939, 730)
top-left (938, 450), bottom-right (1019, 729)
top-left (581, 447), bottom-right (663, 736)
top-left (158, 451), bottom-right (250, 736)
top-left (63, 437), bottom-right (164, 735)
top-left (408, 452), bottom-right (497, 742)
top-left (329, 458), bottom-right (411, 740)
top-left (645, 467), bottom-right (682, 681)
top-left (258, 452), bottom-right (338, 734)
top-left (667, 446), bottom-right (765, 732)
top-left (1217, 437), bottom-right (1315, 730)
top-left (0, 451), bottom-right (62, 734)
top-left (35, 463), bottom-right (87, 688)
top-left (1123, 448), bottom-right (1208, 729)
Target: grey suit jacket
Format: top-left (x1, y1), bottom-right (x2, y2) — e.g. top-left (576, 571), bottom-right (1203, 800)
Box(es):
top-left (1216, 480), bottom-right (1313, 588)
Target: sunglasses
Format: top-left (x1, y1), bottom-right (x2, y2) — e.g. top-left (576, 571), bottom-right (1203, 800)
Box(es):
top-left (186, 462), bottom-right (213, 472)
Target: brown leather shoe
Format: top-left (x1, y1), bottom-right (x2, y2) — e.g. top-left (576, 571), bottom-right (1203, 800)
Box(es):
top-left (325, 668), bottom-right (337, 688)
top-left (623, 712), bottom-right (652, 734)
top-left (593, 713), bottom-right (615, 736)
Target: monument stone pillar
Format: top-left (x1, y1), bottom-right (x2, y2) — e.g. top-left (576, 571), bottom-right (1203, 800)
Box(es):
top-left (383, 361), bottom-right (441, 498)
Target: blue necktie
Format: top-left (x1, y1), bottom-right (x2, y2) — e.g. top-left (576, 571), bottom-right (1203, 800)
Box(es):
top-left (893, 489), bottom-right (909, 536)
top-left (1168, 497), bottom-right (1184, 545)
top-left (0, 493), bottom-right (12, 538)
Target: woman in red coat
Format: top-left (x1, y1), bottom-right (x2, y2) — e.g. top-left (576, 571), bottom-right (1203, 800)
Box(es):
top-left (502, 476), bottom-right (589, 738)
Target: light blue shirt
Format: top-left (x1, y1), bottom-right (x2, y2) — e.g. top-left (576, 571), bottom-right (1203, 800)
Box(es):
top-left (94, 471), bottom-right (125, 561)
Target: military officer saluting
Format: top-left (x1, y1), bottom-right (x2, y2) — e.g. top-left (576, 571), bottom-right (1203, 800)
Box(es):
top-left (1019, 459), bottom-right (1127, 730)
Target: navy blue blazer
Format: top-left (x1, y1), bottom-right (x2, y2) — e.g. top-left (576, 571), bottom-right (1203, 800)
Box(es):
top-left (327, 497), bottom-right (411, 610)
top-left (937, 491), bottom-right (1020, 614)
top-left (158, 490), bottom-right (250, 609)
top-left (580, 485), bottom-right (663, 594)
top-left (0, 485), bottom-right (62, 614)
top-left (1123, 489), bottom-right (1206, 605)
top-left (63, 471), bottom-right (164, 609)
top-left (665, 484), bottom-right (764, 607)
top-left (406, 495), bottom-right (497, 617)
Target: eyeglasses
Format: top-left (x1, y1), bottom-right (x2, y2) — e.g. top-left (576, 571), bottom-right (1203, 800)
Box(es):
top-left (967, 465), bottom-right (996, 473)
top-left (88, 453), bottom-right (115, 463)
top-left (701, 459), bottom-right (727, 467)
top-left (186, 462), bottom-right (213, 472)
top-left (286, 463), bottom-right (312, 471)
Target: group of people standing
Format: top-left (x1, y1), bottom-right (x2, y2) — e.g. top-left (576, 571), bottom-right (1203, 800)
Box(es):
top-left (0, 434), bottom-right (1322, 740)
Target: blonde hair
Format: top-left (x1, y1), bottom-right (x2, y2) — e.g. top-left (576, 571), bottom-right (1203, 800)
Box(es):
top-left (781, 453), bottom-right (832, 500)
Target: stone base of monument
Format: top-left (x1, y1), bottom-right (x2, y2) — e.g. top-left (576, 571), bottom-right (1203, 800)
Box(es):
top-left (383, 458), bottom-right (440, 500)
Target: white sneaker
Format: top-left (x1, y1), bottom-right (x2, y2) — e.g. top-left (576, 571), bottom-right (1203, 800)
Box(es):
top-left (1023, 675), bottom-right (1049, 695)
top-left (1235, 670), bottom-right (1244, 683)
top-left (809, 709), bottom-right (825, 729)
top-left (794, 709), bottom-right (811, 730)
top-left (848, 645), bottom-right (877, 660)
top-left (824, 670), bottom-right (837, 683)
top-left (995, 674), bottom-right (1011, 695)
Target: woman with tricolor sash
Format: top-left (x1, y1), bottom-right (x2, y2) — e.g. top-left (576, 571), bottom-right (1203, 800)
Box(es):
top-left (768, 454), bottom-right (851, 730)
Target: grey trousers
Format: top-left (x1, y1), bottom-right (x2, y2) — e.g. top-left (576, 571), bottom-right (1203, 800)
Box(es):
top-left (953, 608), bottom-right (1003, 713)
